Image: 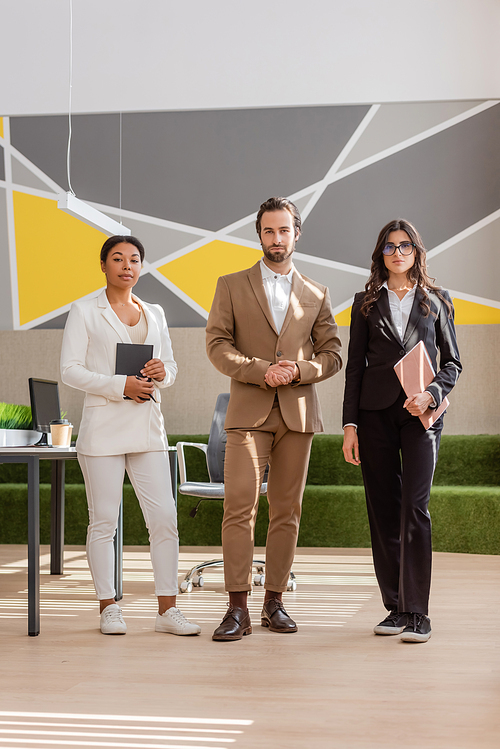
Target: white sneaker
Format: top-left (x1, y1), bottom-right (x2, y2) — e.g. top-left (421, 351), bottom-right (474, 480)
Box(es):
top-left (100, 603), bottom-right (127, 635)
top-left (155, 607), bottom-right (201, 636)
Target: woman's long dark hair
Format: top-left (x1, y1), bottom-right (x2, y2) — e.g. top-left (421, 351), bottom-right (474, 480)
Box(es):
top-left (360, 218), bottom-right (453, 318)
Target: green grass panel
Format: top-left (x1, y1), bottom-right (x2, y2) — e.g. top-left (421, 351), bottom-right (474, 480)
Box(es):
top-left (1, 481), bottom-right (499, 553)
top-left (299, 486), bottom-right (370, 547)
top-left (429, 486), bottom-right (500, 554)
top-left (432, 436), bottom-right (500, 486)
top-left (306, 435), bottom-right (364, 485)
top-left (0, 483), bottom-right (35, 543)
top-left (177, 495), bottom-right (270, 547)
top-left (0, 459), bottom-right (85, 485)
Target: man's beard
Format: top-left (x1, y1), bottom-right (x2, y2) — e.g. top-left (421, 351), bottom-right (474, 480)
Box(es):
top-left (262, 244), bottom-right (294, 264)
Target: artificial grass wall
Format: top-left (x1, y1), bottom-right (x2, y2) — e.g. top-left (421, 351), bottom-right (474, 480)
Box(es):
top-left (1, 484), bottom-right (499, 555)
top-left (1, 435), bottom-right (498, 553)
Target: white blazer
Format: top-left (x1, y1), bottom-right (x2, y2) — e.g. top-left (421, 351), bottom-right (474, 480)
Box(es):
top-left (61, 289), bottom-right (177, 456)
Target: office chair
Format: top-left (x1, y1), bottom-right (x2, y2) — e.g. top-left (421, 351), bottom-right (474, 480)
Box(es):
top-left (176, 393), bottom-right (297, 593)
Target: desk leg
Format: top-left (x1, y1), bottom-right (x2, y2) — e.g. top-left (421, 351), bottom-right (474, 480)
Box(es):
top-left (50, 460), bottom-right (65, 575)
top-left (114, 500), bottom-right (123, 602)
top-left (27, 456), bottom-right (40, 636)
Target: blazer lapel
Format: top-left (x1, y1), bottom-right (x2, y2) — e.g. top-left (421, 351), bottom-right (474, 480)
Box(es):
top-left (403, 288), bottom-right (422, 346)
top-left (279, 269), bottom-right (304, 337)
top-left (248, 262), bottom-right (278, 335)
top-left (98, 289), bottom-right (132, 343)
top-left (137, 295), bottom-right (160, 357)
top-left (374, 287), bottom-right (403, 346)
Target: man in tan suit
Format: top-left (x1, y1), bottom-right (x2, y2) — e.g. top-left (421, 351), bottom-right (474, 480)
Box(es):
top-left (206, 197), bottom-right (342, 641)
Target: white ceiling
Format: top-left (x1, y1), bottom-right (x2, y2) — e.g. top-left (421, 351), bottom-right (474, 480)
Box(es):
top-left (0, 0), bottom-right (499, 116)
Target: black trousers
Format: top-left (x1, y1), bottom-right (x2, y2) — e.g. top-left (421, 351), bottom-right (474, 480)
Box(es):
top-left (357, 390), bottom-right (444, 615)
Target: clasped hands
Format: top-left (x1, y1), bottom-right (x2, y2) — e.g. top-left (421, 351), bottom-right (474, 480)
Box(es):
top-left (123, 358), bottom-right (166, 403)
top-left (264, 359), bottom-right (299, 388)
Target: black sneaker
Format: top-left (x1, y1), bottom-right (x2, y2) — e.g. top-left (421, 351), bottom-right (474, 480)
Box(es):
top-left (373, 611), bottom-right (410, 635)
top-left (400, 613), bottom-right (432, 643)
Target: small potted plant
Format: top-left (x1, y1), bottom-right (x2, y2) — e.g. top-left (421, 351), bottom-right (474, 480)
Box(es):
top-left (0, 403), bottom-right (41, 446)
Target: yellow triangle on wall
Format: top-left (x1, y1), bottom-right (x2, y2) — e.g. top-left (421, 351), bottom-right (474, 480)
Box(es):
top-left (335, 306), bottom-right (352, 326)
top-left (157, 240), bottom-right (262, 312)
top-left (14, 192), bottom-right (108, 325)
top-left (452, 297), bottom-right (500, 324)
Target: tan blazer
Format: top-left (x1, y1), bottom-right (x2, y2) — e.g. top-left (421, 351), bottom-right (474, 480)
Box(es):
top-left (61, 289), bottom-right (177, 456)
top-left (206, 262), bottom-right (342, 433)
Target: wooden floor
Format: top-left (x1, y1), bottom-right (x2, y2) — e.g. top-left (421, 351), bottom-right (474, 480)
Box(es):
top-left (1, 545), bottom-right (499, 749)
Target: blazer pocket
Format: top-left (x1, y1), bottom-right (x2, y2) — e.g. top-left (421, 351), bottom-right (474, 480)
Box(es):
top-left (85, 393), bottom-right (108, 407)
top-left (297, 302), bottom-right (316, 307)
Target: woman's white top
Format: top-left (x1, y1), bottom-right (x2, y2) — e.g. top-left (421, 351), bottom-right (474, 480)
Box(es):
top-left (124, 307), bottom-right (148, 344)
top-left (381, 282), bottom-right (416, 342)
top-left (60, 289), bottom-right (177, 457)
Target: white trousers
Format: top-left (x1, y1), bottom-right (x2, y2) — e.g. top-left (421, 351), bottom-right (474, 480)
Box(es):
top-left (78, 451), bottom-right (179, 600)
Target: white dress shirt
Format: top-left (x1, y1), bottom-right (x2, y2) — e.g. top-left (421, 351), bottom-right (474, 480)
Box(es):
top-left (382, 281), bottom-right (416, 342)
top-left (260, 258), bottom-right (294, 334)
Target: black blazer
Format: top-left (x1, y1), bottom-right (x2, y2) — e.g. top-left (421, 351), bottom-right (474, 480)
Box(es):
top-left (342, 287), bottom-right (462, 426)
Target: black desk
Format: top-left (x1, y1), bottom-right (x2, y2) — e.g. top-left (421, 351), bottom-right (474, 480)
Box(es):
top-left (0, 446), bottom-right (177, 636)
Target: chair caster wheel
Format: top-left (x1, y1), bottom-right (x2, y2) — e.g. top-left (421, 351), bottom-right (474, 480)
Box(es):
top-left (180, 580), bottom-right (193, 593)
top-left (193, 575), bottom-right (204, 588)
top-left (287, 579), bottom-right (297, 591)
top-left (253, 574), bottom-right (265, 586)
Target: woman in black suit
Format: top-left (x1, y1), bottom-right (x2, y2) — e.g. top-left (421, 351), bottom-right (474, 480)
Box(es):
top-left (342, 218), bottom-right (461, 642)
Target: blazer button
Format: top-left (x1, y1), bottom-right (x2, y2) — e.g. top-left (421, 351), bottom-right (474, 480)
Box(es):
top-left (399, 350), bottom-right (405, 356)
top-left (276, 350), bottom-right (282, 357)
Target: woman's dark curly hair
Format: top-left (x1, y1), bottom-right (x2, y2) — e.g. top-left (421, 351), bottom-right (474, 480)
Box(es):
top-left (360, 218), bottom-right (453, 318)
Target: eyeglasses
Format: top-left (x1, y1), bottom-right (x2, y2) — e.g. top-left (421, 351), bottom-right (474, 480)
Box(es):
top-left (382, 242), bottom-right (415, 256)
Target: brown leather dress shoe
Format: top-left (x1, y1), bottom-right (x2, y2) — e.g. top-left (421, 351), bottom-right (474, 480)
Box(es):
top-left (261, 598), bottom-right (298, 633)
top-left (212, 605), bottom-right (252, 641)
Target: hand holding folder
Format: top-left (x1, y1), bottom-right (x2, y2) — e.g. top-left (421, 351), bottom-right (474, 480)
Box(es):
top-left (394, 341), bottom-right (449, 429)
top-left (115, 343), bottom-right (156, 402)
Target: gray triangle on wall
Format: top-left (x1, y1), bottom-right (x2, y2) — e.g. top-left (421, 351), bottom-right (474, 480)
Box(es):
top-left (342, 101), bottom-right (484, 170)
top-left (11, 158), bottom-right (57, 192)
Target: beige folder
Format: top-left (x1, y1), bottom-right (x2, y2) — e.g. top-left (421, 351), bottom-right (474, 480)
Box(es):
top-left (393, 340), bottom-right (449, 429)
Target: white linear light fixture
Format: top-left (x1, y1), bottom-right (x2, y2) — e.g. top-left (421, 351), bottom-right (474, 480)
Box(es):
top-left (58, 0), bottom-right (130, 237)
top-left (58, 192), bottom-right (131, 236)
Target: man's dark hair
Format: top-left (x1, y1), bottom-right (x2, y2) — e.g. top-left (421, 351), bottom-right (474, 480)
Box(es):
top-left (255, 197), bottom-right (302, 238)
top-left (100, 235), bottom-right (145, 264)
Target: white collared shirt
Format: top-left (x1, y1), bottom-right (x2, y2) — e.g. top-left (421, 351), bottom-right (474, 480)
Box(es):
top-left (382, 281), bottom-right (416, 341)
top-left (260, 258), bottom-right (294, 333)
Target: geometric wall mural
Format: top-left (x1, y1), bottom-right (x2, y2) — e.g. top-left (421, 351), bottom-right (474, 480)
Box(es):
top-left (0, 100), bottom-right (499, 330)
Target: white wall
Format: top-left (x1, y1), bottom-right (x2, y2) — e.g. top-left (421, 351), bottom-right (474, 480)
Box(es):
top-left (1, 0), bottom-right (499, 116)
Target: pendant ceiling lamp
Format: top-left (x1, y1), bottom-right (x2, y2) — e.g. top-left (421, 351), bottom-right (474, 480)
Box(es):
top-left (58, 192), bottom-right (131, 236)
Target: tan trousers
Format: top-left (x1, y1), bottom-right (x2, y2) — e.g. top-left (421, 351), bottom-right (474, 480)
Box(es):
top-left (222, 404), bottom-right (314, 592)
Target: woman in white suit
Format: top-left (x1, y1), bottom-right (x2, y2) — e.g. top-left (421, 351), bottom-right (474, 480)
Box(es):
top-left (61, 235), bottom-right (200, 636)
